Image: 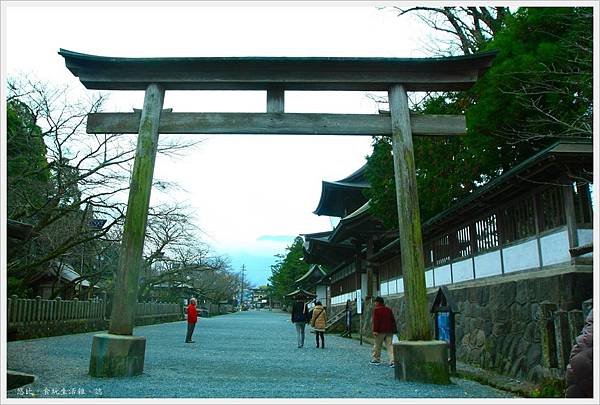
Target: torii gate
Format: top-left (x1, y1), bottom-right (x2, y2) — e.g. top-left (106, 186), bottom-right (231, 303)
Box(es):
top-left (60, 49), bottom-right (495, 382)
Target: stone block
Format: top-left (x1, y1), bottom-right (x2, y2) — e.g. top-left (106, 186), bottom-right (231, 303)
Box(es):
top-left (89, 333), bottom-right (146, 377)
top-left (526, 343), bottom-right (541, 368)
top-left (515, 282), bottom-right (528, 305)
top-left (509, 356), bottom-right (526, 378)
top-left (481, 287), bottom-right (490, 305)
top-left (523, 323), bottom-right (536, 342)
top-left (553, 310), bottom-right (571, 370)
top-left (7, 370), bottom-right (35, 390)
top-left (567, 309), bottom-right (583, 345)
top-left (483, 320), bottom-right (492, 336)
top-left (393, 340), bottom-right (450, 385)
top-left (475, 330), bottom-right (486, 348)
top-left (502, 281), bottom-right (517, 305)
top-left (582, 299), bottom-right (592, 319)
top-left (492, 322), bottom-right (506, 337)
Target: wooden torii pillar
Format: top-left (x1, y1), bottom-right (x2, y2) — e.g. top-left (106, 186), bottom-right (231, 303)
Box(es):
top-left (60, 49), bottom-right (495, 380)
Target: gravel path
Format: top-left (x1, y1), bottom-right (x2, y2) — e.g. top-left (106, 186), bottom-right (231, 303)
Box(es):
top-left (7, 309), bottom-right (515, 399)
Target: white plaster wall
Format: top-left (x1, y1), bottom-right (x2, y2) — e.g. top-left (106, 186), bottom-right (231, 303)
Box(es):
top-left (380, 282), bottom-right (388, 296)
top-left (540, 230), bottom-right (570, 266)
top-left (452, 258), bottom-right (474, 282)
top-left (434, 264), bottom-right (452, 285)
top-left (474, 250), bottom-right (502, 278)
top-left (503, 239), bottom-right (539, 273)
top-left (577, 229), bottom-right (593, 246)
top-left (331, 289), bottom-right (360, 305)
top-left (388, 279), bottom-right (397, 295)
top-left (425, 270), bottom-right (434, 287)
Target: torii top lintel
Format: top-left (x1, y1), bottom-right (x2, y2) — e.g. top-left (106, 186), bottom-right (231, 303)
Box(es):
top-left (59, 49), bottom-right (497, 92)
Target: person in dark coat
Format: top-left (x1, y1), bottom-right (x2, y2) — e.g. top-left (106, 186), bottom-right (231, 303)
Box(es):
top-left (290, 296), bottom-right (309, 348)
top-left (342, 299), bottom-right (353, 338)
top-left (565, 310), bottom-right (593, 398)
top-left (370, 296), bottom-right (397, 366)
top-left (185, 298), bottom-right (198, 343)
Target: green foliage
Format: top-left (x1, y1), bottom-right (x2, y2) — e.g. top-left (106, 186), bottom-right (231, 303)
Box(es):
top-left (529, 378), bottom-right (565, 398)
top-left (6, 99), bottom-right (50, 220)
top-left (365, 7), bottom-right (592, 228)
top-left (268, 236), bottom-right (310, 304)
top-left (471, 7), bottom-right (592, 141)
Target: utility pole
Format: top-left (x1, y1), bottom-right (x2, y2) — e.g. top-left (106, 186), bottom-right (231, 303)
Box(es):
top-left (239, 264), bottom-right (246, 311)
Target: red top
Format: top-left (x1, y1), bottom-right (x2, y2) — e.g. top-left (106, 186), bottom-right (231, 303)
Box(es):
top-left (187, 304), bottom-right (198, 324)
top-left (372, 305), bottom-right (397, 333)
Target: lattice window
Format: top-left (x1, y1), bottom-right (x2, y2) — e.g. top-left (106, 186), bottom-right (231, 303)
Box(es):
top-left (501, 196), bottom-right (536, 244)
top-left (475, 214), bottom-right (498, 251)
top-left (456, 225), bottom-right (472, 258)
top-left (433, 234), bottom-right (451, 265)
top-left (539, 186), bottom-right (566, 231)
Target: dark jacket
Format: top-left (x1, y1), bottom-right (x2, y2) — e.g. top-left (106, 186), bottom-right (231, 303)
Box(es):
top-left (372, 305), bottom-right (397, 334)
top-left (291, 301), bottom-right (309, 323)
top-left (187, 303), bottom-right (198, 324)
top-left (565, 311), bottom-right (593, 398)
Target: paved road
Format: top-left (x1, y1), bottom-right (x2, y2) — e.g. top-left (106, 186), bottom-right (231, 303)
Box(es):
top-left (7, 310), bottom-right (514, 399)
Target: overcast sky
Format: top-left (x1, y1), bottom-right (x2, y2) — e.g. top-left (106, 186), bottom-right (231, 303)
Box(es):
top-left (3, 1), bottom-right (434, 286)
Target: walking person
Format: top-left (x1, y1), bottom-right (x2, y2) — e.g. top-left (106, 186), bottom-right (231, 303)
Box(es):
top-left (291, 296), bottom-right (309, 348)
top-left (185, 297), bottom-right (198, 343)
top-left (310, 301), bottom-right (327, 348)
top-left (370, 296), bottom-right (397, 367)
top-left (342, 299), bottom-right (353, 338)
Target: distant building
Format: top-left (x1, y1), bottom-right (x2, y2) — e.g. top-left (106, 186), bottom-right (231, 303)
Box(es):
top-left (28, 261), bottom-right (93, 300)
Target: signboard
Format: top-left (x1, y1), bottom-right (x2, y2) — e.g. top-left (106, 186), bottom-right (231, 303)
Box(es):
top-left (356, 290), bottom-right (362, 314)
top-left (436, 312), bottom-right (451, 343)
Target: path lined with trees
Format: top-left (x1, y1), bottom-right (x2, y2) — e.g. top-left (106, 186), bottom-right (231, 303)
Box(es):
top-left (7, 310), bottom-right (513, 398)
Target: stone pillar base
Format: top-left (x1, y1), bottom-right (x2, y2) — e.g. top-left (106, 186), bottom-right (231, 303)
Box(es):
top-left (7, 370), bottom-right (35, 390)
top-left (393, 340), bottom-right (450, 385)
top-left (89, 333), bottom-right (146, 377)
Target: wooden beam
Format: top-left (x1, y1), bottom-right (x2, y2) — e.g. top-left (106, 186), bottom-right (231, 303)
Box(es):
top-left (389, 84), bottom-right (431, 341)
top-left (267, 87), bottom-right (285, 113)
top-left (108, 83), bottom-right (165, 336)
top-left (87, 112), bottom-right (466, 136)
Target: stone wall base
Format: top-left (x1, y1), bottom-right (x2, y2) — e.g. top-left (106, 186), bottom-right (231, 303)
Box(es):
top-left (8, 314), bottom-right (182, 341)
top-left (89, 333), bottom-right (146, 377)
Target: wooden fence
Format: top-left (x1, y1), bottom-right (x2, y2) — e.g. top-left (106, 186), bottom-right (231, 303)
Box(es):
top-left (7, 295), bottom-right (106, 324)
top-left (136, 301), bottom-right (180, 317)
top-left (7, 295), bottom-right (180, 324)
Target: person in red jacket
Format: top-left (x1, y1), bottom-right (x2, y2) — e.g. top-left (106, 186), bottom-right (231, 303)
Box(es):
top-left (370, 296), bottom-right (397, 367)
top-left (185, 298), bottom-right (198, 343)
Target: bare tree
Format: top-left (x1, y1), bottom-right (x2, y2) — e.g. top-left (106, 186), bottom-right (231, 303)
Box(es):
top-left (136, 203), bottom-right (235, 302)
top-left (392, 6), bottom-right (510, 55)
top-left (6, 76), bottom-right (199, 294)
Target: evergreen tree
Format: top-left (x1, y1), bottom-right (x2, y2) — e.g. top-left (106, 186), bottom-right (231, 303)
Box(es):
top-left (268, 236), bottom-right (310, 305)
top-left (365, 7), bottom-right (592, 227)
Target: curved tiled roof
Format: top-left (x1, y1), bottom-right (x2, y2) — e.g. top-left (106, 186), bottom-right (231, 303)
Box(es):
top-left (313, 164), bottom-right (370, 217)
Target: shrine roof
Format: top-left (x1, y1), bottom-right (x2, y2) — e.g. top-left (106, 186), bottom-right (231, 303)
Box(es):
top-left (313, 164), bottom-right (370, 217)
top-left (59, 49), bottom-right (497, 91)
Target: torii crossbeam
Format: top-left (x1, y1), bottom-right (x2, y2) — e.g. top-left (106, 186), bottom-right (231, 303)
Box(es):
top-left (60, 49), bottom-right (495, 381)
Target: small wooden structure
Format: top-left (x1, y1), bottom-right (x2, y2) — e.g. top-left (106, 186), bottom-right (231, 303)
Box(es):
top-left (60, 49), bottom-right (495, 377)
